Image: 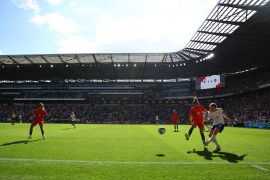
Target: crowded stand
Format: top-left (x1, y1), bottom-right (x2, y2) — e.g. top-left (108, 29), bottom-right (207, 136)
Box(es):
top-left (0, 88), bottom-right (269, 127)
top-left (0, 103), bottom-right (189, 124)
top-left (0, 67), bottom-right (269, 128)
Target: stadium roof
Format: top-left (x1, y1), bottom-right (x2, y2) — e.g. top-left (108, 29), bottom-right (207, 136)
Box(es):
top-left (1, 0), bottom-right (270, 80)
top-left (0, 53), bottom-right (175, 64)
top-left (184, 0), bottom-right (267, 53)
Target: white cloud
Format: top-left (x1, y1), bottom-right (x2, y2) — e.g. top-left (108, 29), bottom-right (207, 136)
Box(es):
top-left (45, 0), bottom-right (63, 6)
top-left (18, 0), bottom-right (218, 53)
top-left (56, 0), bottom-right (218, 53)
top-left (94, 15), bottom-right (190, 52)
top-left (57, 36), bottom-right (96, 53)
top-left (30, 13), bottom-right (81, 34)
top-left (72, 6), bottom-right (102, 15)
top-left (58, 9), bottom-right (213, 53)
top-left (13, 0), bottom-right (40, 13)
top-left (67, 0), bottom-right (102, 16)
top-left (57, 14), bottom-right (203, 53)
top-left (69, 0), bottom-right (77, 7)
top-left (136, 0), bottom-right (216, 14)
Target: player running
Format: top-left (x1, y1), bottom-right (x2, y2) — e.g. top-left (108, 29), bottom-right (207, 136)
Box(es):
top-left (171, 109), bottom-right (179, 132)
top-left (28, 103), bottom-right (48, 140)
top-left (70, 112), bottom-right (77, 129)
top-left (205, 103), bottom-right (230, 151)
top-left (185, 97), bottom-right (207, 146)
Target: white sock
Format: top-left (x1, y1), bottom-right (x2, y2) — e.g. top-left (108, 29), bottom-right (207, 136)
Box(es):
top-left (208, 135), bottom-right (216, 143)
top-left (213, 139), bottom-right (220, 147)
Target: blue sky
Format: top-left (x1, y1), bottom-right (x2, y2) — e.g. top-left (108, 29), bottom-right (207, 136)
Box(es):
top-left (0, 0), bottom-right (218, 55)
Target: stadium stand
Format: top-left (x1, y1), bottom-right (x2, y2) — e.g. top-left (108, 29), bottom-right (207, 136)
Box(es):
top-left (0, 69), bottom-right (269, 127)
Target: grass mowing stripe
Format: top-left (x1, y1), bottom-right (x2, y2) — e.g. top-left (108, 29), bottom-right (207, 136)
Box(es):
top-left (0, 158), bottom-right (270, 165)
top-left (251, 164), bottom-right (269, 171)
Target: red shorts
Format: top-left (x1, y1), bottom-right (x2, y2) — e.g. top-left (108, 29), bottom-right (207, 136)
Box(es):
top-left (172, 120), bottom-right (178, 124)
top-left (192, 120), bottom-right (204, 128)
top-left (32, 119), bottom-right (44, 126)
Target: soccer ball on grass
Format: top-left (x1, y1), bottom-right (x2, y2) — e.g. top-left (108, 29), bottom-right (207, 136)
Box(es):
top-left (158, 128), bottom-right (166, 134)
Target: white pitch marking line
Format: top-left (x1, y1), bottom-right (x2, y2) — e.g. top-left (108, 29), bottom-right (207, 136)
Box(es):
top-left (0, 158), bottom-right (270, 165)
top-left (251, 164), bottom-right (269, 171)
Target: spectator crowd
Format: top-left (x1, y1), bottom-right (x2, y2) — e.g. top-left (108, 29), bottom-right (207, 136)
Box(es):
top-left (0, 92), bottom-right (269, 125)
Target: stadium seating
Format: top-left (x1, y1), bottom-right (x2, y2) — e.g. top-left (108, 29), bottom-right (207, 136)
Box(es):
top-left (0, 68), bottom-right (269, 126)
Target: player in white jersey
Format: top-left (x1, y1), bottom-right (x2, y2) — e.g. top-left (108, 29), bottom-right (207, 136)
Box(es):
top-left (205, 103), bottom-right (230, 151)
top-left (155, 115), bottom-right (159, 124)
top-left (70, 112), bottom-right (76, 129)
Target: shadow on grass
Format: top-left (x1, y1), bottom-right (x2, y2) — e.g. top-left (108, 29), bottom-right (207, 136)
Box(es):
top-left (187, 148), bottom-right (247, 163)
top-left (0, 139), bottom-right (41, 146)
top-left (214, 151), bottom-right (247, 163)
top-left (187, 148), bottom-right (216, 160)
top-left (156, 154), bottom-right (165, 157)
top-left (61, 128), bottom-right (73, 130)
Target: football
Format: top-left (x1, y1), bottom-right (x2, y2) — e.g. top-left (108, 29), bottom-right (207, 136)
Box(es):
top-left (158, 127), bottom-right (166, 134)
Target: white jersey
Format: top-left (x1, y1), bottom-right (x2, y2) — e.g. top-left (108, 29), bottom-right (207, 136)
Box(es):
top-left (208, 108), bottom-right (225, 125)
top-left (71, 114), bottom-right (76, 121)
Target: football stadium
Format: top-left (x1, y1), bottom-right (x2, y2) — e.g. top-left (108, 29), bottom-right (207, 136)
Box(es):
top-left (0, 0), bottom-right (270, 179)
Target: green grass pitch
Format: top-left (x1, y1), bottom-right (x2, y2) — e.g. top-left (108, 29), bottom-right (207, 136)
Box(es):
top-left (0, 123), bottom-right (269, 179)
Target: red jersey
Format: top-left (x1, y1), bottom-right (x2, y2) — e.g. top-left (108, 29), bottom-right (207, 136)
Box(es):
top-left (34, 108), bottom-right (47, 121)
top-left (171, 112), bottom-right (179, 122)
top-left (189, 105), bottom-right (206, 122)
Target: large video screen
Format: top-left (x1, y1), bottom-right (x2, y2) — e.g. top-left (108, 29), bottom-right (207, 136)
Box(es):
top-left (195, 75), bottom-right (225, 90)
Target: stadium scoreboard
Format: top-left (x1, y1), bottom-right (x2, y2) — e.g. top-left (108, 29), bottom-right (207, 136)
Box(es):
top-left (195, 75), bottom-right (225, 90)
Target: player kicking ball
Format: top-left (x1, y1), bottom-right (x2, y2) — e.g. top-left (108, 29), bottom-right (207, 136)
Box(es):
top-left (204, 103), bottom-right (231, 151)
top-left (70, 112), bottom-right (77, 129)
top-left (185, 97), bottom-right (207, 147)
top-left (28, 103), bottom-right (48, 140)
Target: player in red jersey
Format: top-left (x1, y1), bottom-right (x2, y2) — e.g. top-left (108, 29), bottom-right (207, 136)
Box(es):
top-left (28, 103), bottom-right (48, 140)
top-left (171, 109), bottom-right (179, 132)
top-left (185, 97), bottom-right (207, 146)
